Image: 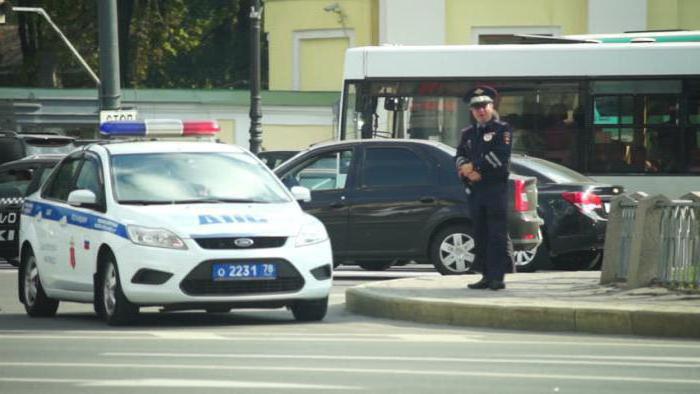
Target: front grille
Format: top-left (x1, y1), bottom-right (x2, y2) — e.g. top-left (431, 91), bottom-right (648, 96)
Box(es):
top-left (180, 259), bottom-right (304, 296)
top-left (194, 236), bottom-right (287, 250)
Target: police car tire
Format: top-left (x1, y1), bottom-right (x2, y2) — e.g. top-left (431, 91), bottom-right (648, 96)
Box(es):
top-left (290, 297), bottom-right (328, 322)
top-left (19, 250), bottom-right (59, 317)
top-left (430, 225), bottom-right (476, 276)
top-left (96, 255), bottom-right (139, 326)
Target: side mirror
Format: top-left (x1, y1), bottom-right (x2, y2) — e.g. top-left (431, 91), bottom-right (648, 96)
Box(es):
top-left (67, 189), bottom-right (97, 207)
top-left (290, 186), bottom-right (311, 203)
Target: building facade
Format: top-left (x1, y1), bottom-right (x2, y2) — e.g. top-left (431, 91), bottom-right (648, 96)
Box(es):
top-left (266, 0), bottom-right (700, 92)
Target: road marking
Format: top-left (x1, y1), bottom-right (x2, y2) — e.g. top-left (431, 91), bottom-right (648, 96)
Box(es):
top-left (0, 362), bottom-right (698, 385)
top-left (0, 377), bottom-right (357, 390)
top-left (101, 352), bottom-right (700, 368)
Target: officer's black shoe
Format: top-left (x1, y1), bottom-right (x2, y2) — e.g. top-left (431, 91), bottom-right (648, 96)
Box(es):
top-left (467, 278), bottom-right (490, 289)
top-left (488, 281), bottom-right (506, 291)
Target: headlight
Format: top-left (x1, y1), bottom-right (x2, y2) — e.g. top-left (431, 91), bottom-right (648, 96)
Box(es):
top-left (295, 220), bottom-right (328, 247)
top-left (127, 225), bottom-right (188, 250)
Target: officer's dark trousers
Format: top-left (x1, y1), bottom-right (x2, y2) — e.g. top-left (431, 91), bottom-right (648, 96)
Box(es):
top-left (469, 181), bottom-right (509, 282)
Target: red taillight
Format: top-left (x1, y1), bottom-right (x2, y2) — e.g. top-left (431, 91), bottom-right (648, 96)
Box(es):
top-left (514, 179), bottom-right (530, 212)
top-left (562, 191), bottom-right (602, 213)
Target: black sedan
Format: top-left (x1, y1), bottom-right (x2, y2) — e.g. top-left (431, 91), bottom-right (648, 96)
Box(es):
top-left (0, 154), bottom-right (63, 266)
top-left (510, 154), bottom-right (624, 271)
top-left (274, 140), bottom-right (543, 275)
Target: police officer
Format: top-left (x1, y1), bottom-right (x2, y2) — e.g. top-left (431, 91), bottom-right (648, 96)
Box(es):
top-left (456, 86), bottom-right (512, 290)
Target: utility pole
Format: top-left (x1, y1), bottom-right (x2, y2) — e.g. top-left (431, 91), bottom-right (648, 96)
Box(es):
top-left (248, 0), bottom-right (263, 154)
top-left (97, 0), bottom-right (121, 111)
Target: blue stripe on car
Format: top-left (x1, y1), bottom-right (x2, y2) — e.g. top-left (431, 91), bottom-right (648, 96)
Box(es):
top-left (22, 200), bottom-right (129, 239)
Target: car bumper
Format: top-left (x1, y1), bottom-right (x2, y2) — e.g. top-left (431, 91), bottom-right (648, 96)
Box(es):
top-left (113, 239), bottom-right (333, 306)
top-left (509, 211), bottom-right (544, 251)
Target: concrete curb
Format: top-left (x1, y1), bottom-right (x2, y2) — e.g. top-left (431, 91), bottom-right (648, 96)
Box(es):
top-left (346, 283), bottom-right (700, 339)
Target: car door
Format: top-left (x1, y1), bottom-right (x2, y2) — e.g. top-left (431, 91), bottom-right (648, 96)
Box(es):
top-left (346, 144), bottom-right (439, 258)
top-left (278, 148), bottom-right (356, 257)
top-left (35, 154), bottom-right (83, 289)
top-left (70, 153), bottom-right (106, 290)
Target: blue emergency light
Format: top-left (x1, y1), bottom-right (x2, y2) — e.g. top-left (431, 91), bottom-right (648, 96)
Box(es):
top-left (99, 119), bottom-right (220, 137)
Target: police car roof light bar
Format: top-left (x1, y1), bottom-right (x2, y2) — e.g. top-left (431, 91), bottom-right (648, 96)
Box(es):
top-left (99, 120), bottom-right (220, 137)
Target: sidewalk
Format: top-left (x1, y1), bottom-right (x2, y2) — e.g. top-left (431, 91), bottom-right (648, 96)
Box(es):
top-left (345, 271), bottom-right (700, 339)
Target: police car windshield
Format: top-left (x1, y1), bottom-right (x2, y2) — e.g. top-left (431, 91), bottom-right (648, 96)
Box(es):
top-left (111, 152), bottom-right (291, 204)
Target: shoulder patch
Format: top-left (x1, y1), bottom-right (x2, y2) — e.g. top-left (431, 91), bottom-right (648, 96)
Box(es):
top-left (503, 131), bottom-right (511, 145)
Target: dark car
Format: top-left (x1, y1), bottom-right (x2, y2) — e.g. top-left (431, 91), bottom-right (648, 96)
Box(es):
top-left (509, 154), bottom-right (624, 271)
top-left (0, 154), bottom-right (63, 266)
top-left (0, 130), bottom-right (75, 166)
top-left (257, 150), bottom-right (299, 169)
top-left (274, 140), bottom-right (543, 275)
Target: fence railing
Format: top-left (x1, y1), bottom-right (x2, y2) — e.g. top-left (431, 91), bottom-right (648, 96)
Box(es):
top-left (601, 192), bottom-right (700, 291)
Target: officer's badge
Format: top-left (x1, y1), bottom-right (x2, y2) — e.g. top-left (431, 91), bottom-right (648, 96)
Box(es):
top-left (503, 132), bottom-right (511, 145)
top-left (483, 132), bottom-right (494, 142)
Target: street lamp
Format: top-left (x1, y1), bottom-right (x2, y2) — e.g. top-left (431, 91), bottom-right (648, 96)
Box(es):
top-left (248, 0), bottom-right (263, 154)
top-left (2, 3), bottom-right (100, 86)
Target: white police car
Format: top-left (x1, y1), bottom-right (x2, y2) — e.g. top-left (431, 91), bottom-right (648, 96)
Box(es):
top-left (18, 120), bottom-right (332, 325)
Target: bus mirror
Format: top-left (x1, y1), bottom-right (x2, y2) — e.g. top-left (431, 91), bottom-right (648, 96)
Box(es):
top-left (384, 97), bottom-right (407, 112)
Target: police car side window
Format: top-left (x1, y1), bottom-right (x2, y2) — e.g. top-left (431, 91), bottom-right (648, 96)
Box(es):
top-left (43, 157), bottom-right (81, 202)
top-left (74, 157), bottom-right (103, 202)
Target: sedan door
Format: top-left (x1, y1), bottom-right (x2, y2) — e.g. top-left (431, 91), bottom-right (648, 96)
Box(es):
top-left (345, 145), bottom-right (439, 258)
top-left (278, 148), bottom-right (355, 258)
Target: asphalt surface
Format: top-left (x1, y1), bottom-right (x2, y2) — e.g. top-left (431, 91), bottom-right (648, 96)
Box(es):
top-left (346, 271), bottom-right (700, 339)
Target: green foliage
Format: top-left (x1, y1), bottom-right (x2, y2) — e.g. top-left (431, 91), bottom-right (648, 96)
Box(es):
top-left (3, 0), bottom-right (260, 89)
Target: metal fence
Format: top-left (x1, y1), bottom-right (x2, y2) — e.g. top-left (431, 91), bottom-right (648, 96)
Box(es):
top-left (617, 202), bottom-right (638, 281)
top-left (658, 201), bottom-right (700, 289)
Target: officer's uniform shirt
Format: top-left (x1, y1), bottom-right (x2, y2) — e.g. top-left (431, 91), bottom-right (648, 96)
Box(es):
top-left (455, 118), bottom-right (513, 187)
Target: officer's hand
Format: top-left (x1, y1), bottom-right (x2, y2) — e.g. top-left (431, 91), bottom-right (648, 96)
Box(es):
top-left (467, 171), bottom-right (482, 182)
top-left (458, 163), bottom-right (474, 178)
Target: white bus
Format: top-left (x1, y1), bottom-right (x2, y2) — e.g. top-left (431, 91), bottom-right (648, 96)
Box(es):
top-left (339, 42), bottom-right (700, 196)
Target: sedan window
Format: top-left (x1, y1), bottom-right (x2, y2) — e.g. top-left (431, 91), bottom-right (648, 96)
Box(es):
top-left (362, 147), bottom-right (431, 187)
top-left (281, 150), bottom-right (353, 191)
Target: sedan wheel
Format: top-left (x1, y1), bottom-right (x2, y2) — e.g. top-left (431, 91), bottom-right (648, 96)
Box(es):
top-left (513, 248), bottom-right (538, 272)
top-left (430, 225), bottom-right (476, 275)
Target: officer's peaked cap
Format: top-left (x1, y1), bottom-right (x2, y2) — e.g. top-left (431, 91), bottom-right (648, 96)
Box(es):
top-left (464, 86), bottom-right (497, 107)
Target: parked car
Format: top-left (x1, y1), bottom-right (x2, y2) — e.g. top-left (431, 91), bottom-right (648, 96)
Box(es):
top-left (274, 140), bottom-right (543, 275)
top-left (0, 154), bottom-right (64, 266)
top-left (0, 130), bottom-right (75, 166)
top-left (510, 154), bottom-right (624, 271)
top-left (258, 150), bottom-right (299, 170)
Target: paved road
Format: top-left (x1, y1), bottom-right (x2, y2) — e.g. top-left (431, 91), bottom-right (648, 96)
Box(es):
top-left (1, 262), bottom-right (699, 393)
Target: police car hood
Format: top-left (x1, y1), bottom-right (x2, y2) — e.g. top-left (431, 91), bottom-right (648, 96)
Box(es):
top-left (121, 203), bottom-right (307, 238)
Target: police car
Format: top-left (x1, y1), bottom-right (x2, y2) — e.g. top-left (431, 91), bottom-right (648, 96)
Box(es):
top-left (18, 120), bottom-right (332, 325)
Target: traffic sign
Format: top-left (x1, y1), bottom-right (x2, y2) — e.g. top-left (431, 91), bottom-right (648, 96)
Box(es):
top-left (99, 109), bottom-right (138, 124)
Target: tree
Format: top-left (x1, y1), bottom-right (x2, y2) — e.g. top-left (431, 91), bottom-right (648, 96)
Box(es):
top-left (4, 0), bottom-right (261, 89)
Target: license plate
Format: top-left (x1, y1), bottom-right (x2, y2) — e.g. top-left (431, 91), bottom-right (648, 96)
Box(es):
top-left (212, 263), bottom-right (277, 281)
top-left (604, 203), bottom-right (610, 213)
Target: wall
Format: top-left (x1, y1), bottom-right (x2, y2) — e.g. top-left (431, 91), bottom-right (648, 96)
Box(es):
top-left (445, 0), bottom-right (588, 44)
top-left (648, 0), bottom-right (700, 30)
top-left (262, 124), bottom-right (334, 150)
top-left (266, 0), bottom-right (376, 91)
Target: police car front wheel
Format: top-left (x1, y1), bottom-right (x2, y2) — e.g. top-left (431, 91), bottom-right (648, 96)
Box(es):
top-left (95, 255), bottom-right (139, 325)
top-left (290, 297), bottom-right (328, 322)
top-left (19, 249), bottom-right (59, 317)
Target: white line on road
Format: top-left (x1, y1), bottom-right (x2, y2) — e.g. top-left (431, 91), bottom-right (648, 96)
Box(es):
top-left (0, 361), bottom-right (698, 385)
top-left (0, 377), bottom-right (357, 390)
top-left (101, 351), bottom-right (700, 369)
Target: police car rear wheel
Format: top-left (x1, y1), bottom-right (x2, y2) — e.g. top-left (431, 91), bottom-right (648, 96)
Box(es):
top-left (430, 225), bottom-right (476, 275)
top-left (291, 297), bottom-right (328, 322)
top-left (97, 257), bottom-right (138, 326)
top-left (20, 251), bottom-right (59, 317)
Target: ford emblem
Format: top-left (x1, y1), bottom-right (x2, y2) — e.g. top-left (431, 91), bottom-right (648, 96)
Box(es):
top-left (234, 238), bottom-right (254, 247)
